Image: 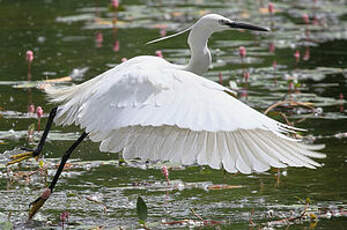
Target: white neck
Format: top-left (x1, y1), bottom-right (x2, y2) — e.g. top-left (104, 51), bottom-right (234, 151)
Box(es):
top-left (183, 26), bottom-right (213, 75)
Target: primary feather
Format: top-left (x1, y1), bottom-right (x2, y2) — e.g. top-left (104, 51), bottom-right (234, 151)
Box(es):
top-left (45, 55), bottom-right (325, 174)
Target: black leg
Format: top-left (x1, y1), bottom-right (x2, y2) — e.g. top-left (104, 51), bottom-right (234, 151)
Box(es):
top-left (28, 132), bottom-right (88, 220)
top-left (33, 106), bottom-right (59, 156)
top-left (8, 107), bottom-right (58, 165)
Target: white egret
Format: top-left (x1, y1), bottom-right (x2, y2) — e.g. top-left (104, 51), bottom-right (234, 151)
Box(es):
top-left (8, 14), bottom-right (325, 219)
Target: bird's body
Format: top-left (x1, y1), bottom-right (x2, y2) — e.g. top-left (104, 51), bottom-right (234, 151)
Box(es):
top-left (46, 53), bottom-right (324, 174)
top-left (10, 14), bottom-right (325, 219)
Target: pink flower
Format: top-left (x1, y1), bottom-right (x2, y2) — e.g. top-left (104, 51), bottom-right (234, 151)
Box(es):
top-left (243, 71), bottom-right (250, 82)
top-left (160, 28), bottom-right (167, 37)
top-left (303, 47), bottom-right (310, 61)
top-left (302, 13), bottom-right (310, 24)
top-left (113, 40), bottom-right (120, 52)
top-left (294, 50), bottom-right (300, 62)
top-left (26, 50), bottom-right (34, 63)
top-left (96, 32), bottom-right (103, 48)
top-left (111, 0), bottom-right (119, 9)
top-left (161, 166), bottom-right (169, 184)
top-left (268, 2), bottom-right (274, 14)
top-left (121, 57), bottom-right (127, 62)
top-left (340, 93), bottom-right (344, 100)
top-left (218, 72), bottom-right (223, 84)
top-left (269, 42), bottom-right (275, 53)
top-left (36, 106), bottom-right (43, 118)
top-left (239, 46), bottom-right (246, 59)
top-left (155, 50), bottom-right (163, 58)
top-left (60, 211), bottom-right (69, 223)
top-left (28, 104), bottom-right (35, 113)
top-left (96, 32), bottom-right (103, 43)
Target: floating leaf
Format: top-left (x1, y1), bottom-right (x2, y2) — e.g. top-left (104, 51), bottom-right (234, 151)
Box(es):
top-left (39, 160), bottom-right (44, 168)
top-left (136, 196), bottom-right (148, 223)
top-left (207, 184), bottom-right (243, 190)
top-left (28, 123), bottom-right (35, 132)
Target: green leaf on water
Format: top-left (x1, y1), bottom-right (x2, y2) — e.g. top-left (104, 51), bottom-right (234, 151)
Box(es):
top-left (136, 196), bottom-right (148, 223)
top-left (28, 123), bottom-right (35, 131)
top-left (118, 157), bottom-right (126, 166)
top-left (39, 160), bottom-right (44, 168)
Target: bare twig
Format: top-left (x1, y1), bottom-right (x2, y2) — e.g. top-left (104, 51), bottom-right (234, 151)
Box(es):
top-left (264, 100), bottom-right (315, 115)
top-left (190, 208), bottom-right (204, 221)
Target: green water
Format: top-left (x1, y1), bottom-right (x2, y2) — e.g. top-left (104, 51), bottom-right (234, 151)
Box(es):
top-left (0, 0), bottom-right (346, 229)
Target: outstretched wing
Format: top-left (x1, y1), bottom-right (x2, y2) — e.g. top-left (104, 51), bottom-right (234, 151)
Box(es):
top-left (46, 56), bottom-right (325, 173)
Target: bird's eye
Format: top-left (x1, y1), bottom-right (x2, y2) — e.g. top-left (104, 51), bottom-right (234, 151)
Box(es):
top-left (218, 19), bottom-right (227, 25)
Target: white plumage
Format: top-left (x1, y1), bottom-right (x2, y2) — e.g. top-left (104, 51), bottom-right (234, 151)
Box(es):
top-left (45, 14), bottom-right (325, 174)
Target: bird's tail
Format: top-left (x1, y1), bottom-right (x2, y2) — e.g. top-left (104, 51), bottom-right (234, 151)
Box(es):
top-left (44, 75), bottom-right (100, 126)
top-left (44, 68), bottom-right (110, 126)
top-left (45, 84), bottom-right (79, 104)
top-left (45, 72), bottom-right (102, 104)
top-left (44, 84), bottom-right (82, 126)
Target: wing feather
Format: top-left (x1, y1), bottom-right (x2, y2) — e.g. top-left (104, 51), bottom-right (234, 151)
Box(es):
top-left (223, 132), bottom-right (238, 173)
top-left (232, 132), bottom-right (252, 174)
top-left (45, 55), bottom-right (325, 174)
top-left (243, 130), bottom-right (287, 168)
top-left (237, 131), bottom-right (270, 172)
top-left (251, 131), bottom-right (304, 167)
top-left (197, 132), bottom-right (209, 165)
top-left (181, 131), bottom-right (198, 165)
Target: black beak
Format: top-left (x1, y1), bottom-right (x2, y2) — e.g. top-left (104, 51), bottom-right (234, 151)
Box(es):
top-left (225, 21), bottom-right (270, 32)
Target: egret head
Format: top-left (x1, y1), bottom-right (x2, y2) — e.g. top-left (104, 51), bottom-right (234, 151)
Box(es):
top-left (193, 14), bottom-right (270, 33)
top-left (146, 14), bottom-right (270, 45)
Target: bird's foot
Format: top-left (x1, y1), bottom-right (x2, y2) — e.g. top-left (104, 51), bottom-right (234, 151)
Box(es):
top-left (7, 147), bottom-right (40, 166)
top-left (28, 188), bottom-right (51, 220)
